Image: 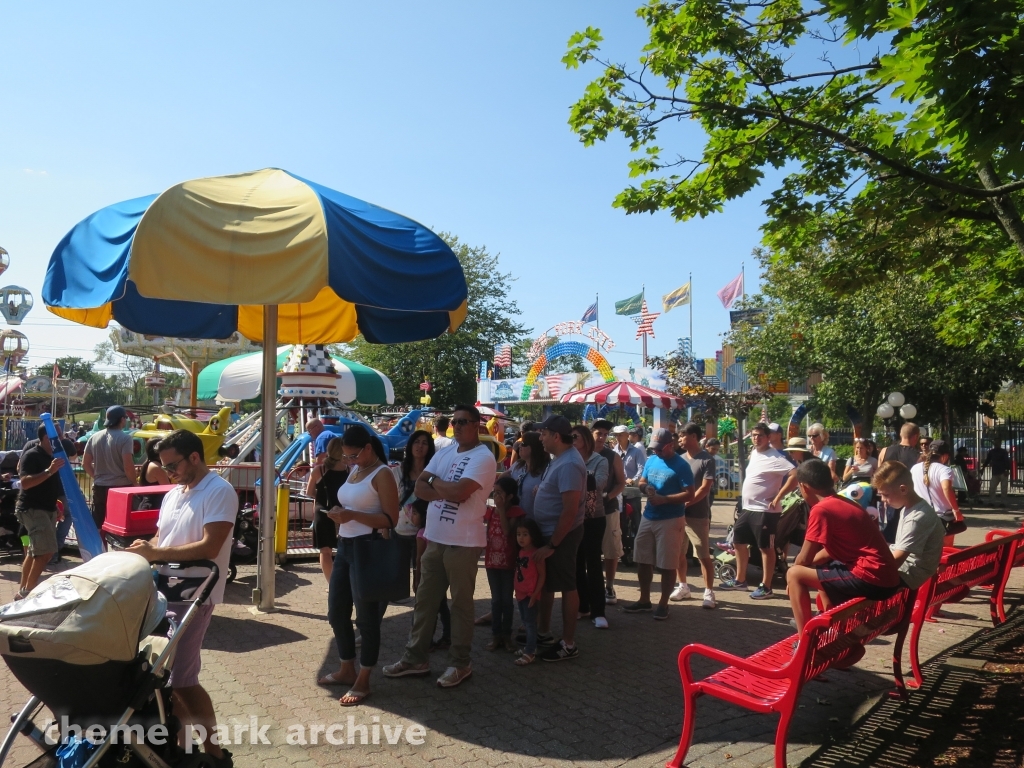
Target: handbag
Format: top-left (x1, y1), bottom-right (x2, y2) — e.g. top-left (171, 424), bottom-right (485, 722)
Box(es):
top-left (943, 518), bottom-right (968, 536)
top-left (350, 511), bottom-right (411, 603)
top-left (584, 470), bottom-right (601, 519)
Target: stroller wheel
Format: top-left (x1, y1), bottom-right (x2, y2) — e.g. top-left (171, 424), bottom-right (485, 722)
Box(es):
top-left (717, 563), bottom-right (736, 583)
top-left (227, 563), bottom-right (237, 583)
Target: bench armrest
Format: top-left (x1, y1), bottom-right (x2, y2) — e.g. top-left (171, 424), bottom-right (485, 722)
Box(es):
top-left (986, 529), bottom-right (1014, 542)
top-left (678, 641), bottom-right (798, 684)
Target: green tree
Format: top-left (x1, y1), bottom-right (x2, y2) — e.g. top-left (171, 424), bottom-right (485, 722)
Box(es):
top-left (344, 235), bottom-right (530, 408)
top-left (730, 249), bottom-right (1023, 435)
top-left (564, 1), bottom-right (1024, 257)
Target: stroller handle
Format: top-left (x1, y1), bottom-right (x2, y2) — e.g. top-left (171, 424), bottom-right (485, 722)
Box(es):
top-left (152, 559), bottom-right (220, 605)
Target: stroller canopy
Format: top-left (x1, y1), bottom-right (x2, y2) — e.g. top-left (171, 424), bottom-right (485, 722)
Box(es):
top-left (0, 552), bottom-right (163, 665)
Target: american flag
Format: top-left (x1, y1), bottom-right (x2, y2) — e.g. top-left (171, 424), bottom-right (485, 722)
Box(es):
top-left (546, 375), bottom-right (563, 400)
top-left (494, 344), bottom-right (512, 368)
top-left (632, 300), bottom-right (660, 339)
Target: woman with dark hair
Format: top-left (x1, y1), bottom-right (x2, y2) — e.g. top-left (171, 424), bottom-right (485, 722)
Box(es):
top-left (318, 425), bottom-right (399, 707)
top-left (138, 437), bottom-right (170, 486)
top-left (305, 437), bottom-right (350, 583)
top-left (507, 431), bottom-right (549, 519)
top-left (571, 424), bottom-right (609, 628)
top-left (392, 430), bottom-right (435, 538)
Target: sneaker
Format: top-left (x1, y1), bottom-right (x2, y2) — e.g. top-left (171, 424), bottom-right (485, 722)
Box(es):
top-left (382, 660), bottom-right (431, 678)
top-left (605, 588), bottom-right (617, 605)
top-left (593, 616), bottom-right (609, 629)
top-left (702, 590), bottom-right (716, 609)
top-left (669, 582), bottom-right (691, 602)
top-left (437, 665), bottom-right (472, 688)
top-left (653, 605), bottom-right (670, 621)
top-left (719, 578), bottom-right (748, 591)
top-left (622, 600), bottom-right (653, 613)
top-left (13, 588), bottom-right (29, 602)
top-left (540, 640), bottom-right (579, 662)
top-left (750, 584), bottom-right (774, 600)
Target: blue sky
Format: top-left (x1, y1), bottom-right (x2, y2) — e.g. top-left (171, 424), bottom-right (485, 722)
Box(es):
top-left (1, 1), bottom-right (771, 375)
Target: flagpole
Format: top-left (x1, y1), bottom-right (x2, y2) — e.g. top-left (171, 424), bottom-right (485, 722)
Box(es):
top-left (595, 293), bottom-right (599, 330)
top-left (688, 272), bottom-right (693, 360)
top-left (741, 262), bottom-right (746, 301)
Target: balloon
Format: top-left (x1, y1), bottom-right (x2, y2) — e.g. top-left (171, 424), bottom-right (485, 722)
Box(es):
top-left (877, 403), bottom-right (894, 419)
top-left (899, 403), bottom-right (917, 419)
top-left (887, 392), bottom-right (905, 407)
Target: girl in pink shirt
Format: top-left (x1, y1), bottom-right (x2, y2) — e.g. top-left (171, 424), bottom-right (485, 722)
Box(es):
top-left (513, 517), bottom-right (546, 666)
top-left (484, 477), bottom-right (525, 651)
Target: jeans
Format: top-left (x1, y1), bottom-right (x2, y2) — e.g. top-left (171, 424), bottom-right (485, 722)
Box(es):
top-left (517, 598), bottom-right (539, 654)
top-left (576, 516), bottom-right (607, 618)
top-left (402, 542), bottom-right (481, 668)
top-left (486, 568), bottom-right (515, 638)
top-left (328, 538), bottom-right (387, 668)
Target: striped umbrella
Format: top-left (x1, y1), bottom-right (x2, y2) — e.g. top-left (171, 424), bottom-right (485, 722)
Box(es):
top-left (560, 381), bottom-right (686, 408)
top-left (197, 346), bottom-right (394, 404)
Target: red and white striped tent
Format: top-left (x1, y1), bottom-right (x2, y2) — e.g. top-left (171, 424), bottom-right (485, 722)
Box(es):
top-left (559, 381), bottom-right (686, 409)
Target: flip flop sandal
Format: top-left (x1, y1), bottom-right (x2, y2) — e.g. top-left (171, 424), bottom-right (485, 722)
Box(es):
top-left (514, 653), bottom-right (535, 666)
top-left (339, 689), bottom-right (371, 707)
top-left (318, 671), bottom-right (355, 687)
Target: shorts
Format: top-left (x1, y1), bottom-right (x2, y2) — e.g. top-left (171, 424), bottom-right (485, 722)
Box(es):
top-left (543, 524), bottom-right (584, 593)
top-left (15, 508), bottom-right (58, 557)
top-left (683, 515), bottom-right (711, 560)
top-left (311, 508), bottom-right (338, 550)
top-left (167, 602), bottom-right (215, 688)
top-left (602, 507), bottom-right (624, 560)
top-left (634, 516), bottom-right (686, 571)
top-left (733, 509), bottom-right (779, 551)
top-left (816, 562), bottom-right (901, 606)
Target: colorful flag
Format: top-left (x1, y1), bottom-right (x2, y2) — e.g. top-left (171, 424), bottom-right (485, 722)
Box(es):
top-left (615, 292), bottom-right (644, 316)
top-left (581, 300), bottom-right (598, 324)
top-left (493, 344), bottom-right (512, 368)
top-left (52, 362), bottom-right (61, 383)
top-left (633, 300), bottom-right (660, 339)
top-left (717, 272), bottom-right (744, 309)
top-left (661, 282), bottom-right (690, 313)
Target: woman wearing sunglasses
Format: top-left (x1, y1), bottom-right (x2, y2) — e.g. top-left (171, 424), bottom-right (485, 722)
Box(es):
top-left (318, 426), bottom-right (399, 708)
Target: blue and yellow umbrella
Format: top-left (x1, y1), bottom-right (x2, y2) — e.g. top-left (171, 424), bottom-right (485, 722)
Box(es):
top-left (41, 168), bottom-right (468, 609)
top-left (42, 168), bottom-right (467, 343)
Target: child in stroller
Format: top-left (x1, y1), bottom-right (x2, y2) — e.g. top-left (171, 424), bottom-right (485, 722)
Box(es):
top-left (0, 551), bottom-right (221, 768)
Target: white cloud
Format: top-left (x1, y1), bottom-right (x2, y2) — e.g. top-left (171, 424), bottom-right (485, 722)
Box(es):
top-left (22, 168), bottom-right (48, 175)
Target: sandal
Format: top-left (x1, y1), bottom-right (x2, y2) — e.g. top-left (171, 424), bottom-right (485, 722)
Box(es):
top-left (514, 653), bottom-right (535, 666)
top-left (317, 670), bottom-right (355, 687)
top-left (339, 689), bottom-right (371, 707)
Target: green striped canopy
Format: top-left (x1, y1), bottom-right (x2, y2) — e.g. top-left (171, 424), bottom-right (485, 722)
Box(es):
top-left (196, 346), bottom-right (393, 405)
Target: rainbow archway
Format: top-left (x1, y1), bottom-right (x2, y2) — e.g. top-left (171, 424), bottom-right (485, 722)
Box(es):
top-left (522, 341), bottom-right (615, 400)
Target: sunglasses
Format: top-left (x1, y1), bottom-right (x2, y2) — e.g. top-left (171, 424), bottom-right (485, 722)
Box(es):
top-left (160, 457), bottom-right (188, 474)
top-left (450, 418), bottom-right (478, 427)
top-left (341, 446), bottom-right (364, 461)
top-left (808, 433), bottom-right (822, 438)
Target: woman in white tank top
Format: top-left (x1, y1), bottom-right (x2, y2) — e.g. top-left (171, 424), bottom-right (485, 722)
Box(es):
top-left (318, 427), bottom-right (400, 707)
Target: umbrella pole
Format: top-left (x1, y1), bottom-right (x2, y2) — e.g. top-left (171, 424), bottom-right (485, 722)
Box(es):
top-left (254, 306), bottom-right (279, 612)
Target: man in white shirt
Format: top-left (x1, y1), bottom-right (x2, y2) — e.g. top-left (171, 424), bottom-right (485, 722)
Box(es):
top-left (433, 416), bottom-right (454, 450)
top-left (720, 422), bottom-right (797, 599)
top-left (384, 405), bottom-right (496, 688)
top-left (129, 430), bottom-right (236, 768)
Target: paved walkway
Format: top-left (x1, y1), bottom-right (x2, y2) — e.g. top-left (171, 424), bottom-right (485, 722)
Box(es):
top-left (1, 497), bottom-right (1022, 768)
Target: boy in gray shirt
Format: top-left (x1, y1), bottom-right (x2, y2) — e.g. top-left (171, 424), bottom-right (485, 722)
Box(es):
top-left (873, 461), bottom-right (945, 589)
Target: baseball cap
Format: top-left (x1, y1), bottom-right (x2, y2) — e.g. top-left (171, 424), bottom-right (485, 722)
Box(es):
top-left (611, 425), bottom-right (629, 435)
top-left (536, 414), bottom-right (572, 437)
top-left (768, 422), bottom-right (783, 433)
top-left (104, 405), bottom-right (127, 428)
top-left (649, 428), bottom-right (674, 451)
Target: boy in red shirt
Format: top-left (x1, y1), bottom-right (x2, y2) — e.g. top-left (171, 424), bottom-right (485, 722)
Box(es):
top-left (787, 459), bottom-right (901, 632)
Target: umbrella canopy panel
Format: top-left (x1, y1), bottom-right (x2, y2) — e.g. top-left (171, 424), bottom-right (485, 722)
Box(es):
top-left (197, 346), bottom-right (394, 404)
top-left (42, 169), bottom-right (468, 344)
top-left (560, 381), bottom-right (686, 409)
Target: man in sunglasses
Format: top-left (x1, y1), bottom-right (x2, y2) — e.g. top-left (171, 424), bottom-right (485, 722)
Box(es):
top-left (129, 429), bottom-right (237, 767)
top-left (384, 404), bottom-right (497, 688)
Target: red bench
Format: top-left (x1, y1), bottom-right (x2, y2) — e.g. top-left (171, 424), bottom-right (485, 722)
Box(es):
top-left (907, 532), bottom-right (1023, 688)
top-left (985, 526), bottom-right (1024, 623)
top-left (667, 588), bottom-right (914, 768)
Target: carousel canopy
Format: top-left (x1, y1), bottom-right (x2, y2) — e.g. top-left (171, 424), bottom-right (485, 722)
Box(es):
top-left (559, 381), bottom-right (685, 409)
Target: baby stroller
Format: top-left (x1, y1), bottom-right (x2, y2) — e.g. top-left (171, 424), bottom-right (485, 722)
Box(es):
top-left (0, 552), bottom-right (219, 768)
top-left (619, 488), bottom-right (644, 566)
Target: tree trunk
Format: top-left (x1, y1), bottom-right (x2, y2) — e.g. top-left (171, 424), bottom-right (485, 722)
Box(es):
top-left (976, 162), bottom-right (1024, 256)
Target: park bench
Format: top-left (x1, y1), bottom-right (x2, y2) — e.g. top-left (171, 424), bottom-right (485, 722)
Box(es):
top-left (668, 588), bottom-right (914, 768)
top-left (907, 531), bottom-right (1023, 688)
top-left (984, 526), bottom-right (1024, 623)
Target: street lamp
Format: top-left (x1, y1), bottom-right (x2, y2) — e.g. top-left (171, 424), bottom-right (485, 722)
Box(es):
top-left (877, 391), bottom-right (917, 437)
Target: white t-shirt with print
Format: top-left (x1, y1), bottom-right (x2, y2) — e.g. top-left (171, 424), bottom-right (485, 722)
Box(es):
top-left (423, 443), bottom-right (497, 547)
top-left (156, 472), bottom-right (238, 605)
